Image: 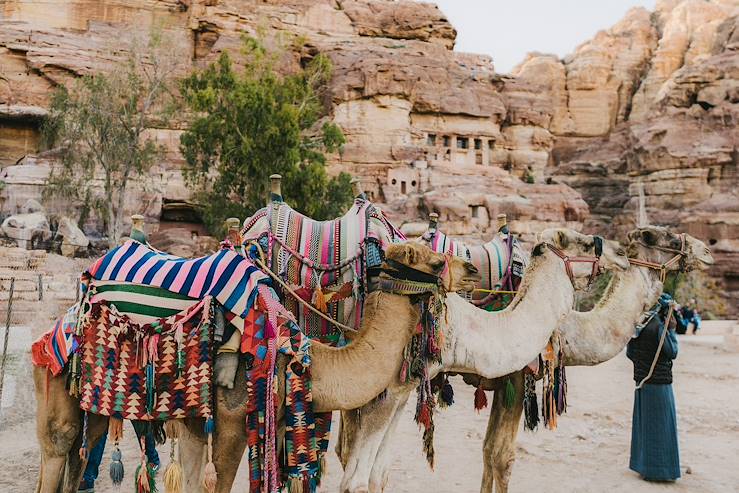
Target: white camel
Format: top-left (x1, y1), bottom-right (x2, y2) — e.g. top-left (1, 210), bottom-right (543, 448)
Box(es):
top-left (338, 226), bottom-right (713, 493)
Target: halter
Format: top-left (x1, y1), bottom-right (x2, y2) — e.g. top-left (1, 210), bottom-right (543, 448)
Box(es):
top-left (628, 233), bottom-right (687, 282)
top-left (545, 235), bottom-right (604, 288)
top-left (380, 259), bottom-right (444, 296)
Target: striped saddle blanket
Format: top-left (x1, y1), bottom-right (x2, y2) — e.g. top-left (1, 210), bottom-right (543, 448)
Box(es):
top-left (420, 228), bottom-right (529, 306)
top-left (32, 241), bottom-right (272, 375)
top-left (242, 198), bottom-right (405, 344)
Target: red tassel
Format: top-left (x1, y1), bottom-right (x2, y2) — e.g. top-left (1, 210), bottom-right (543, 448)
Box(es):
top-left (474, 386), bottom-right (488, 411)
top-left (399, 359), bottom-right (409, 383)
top-left (417, 402), bottom-right (432, 430)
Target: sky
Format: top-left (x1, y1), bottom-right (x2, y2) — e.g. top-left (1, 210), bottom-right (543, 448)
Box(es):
top-left (433, 0), bottom-right (658, 73)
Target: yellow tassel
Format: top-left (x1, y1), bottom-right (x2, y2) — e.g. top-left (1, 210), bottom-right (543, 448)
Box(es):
top-left (312, 286), bottom-right (328, 313)
top-left (108, 417), bottom-right (124, 443)
top-left (164, 461), bottom-right (183, 493)
top-left (319, 454), bottom-right (327, 477)
top-left (164, 437), bottom-right (183, 493)
top-left (288, 477), bottom-right (304, 493)
top-left (203, 433), bottom-right (217, 493)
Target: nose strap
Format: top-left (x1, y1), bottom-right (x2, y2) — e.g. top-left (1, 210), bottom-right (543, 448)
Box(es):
top-left (546, 243), bottom-right (601, 288)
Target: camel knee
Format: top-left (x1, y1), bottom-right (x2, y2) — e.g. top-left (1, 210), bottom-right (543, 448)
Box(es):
top-left (40, 418), bottom-right (80, 457)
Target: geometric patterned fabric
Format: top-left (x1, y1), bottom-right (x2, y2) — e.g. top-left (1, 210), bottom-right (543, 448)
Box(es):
top-left (77, 299), bottom-right (214, 421)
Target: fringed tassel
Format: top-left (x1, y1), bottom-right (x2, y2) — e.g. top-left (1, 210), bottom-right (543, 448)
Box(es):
top-left (78, 411), bottom-right (89, 461)
top-left (145, 361), bottom-right (156, 415)
top-left (523, 373), bottom-right (539, 431)
top-left (504, 377), bottom-right (516, 409)
top-left (438, 376), bottom-right (454, 408)
top-left (474, 385), bottom-right (488, 411)
top-left (555, 352), bottom-right (567, 416)
top-left (163, 438), bottom-right (184, 493)
top-left (203, 420), bottom-right (217, 493)
top-left (312, 286), bottom-right (328, 314)
top-left (135, 437), bottom-right (156, 493)
top-left (110, 446), bottom-right (125, 485)
top-left (288, 477), bottom-right (304, 493)
top-left (542, 362), bottom-right (557, 430)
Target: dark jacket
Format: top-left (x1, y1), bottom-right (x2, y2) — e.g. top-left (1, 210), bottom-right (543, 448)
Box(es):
top-left (627, 311), bottom-right (679, 385)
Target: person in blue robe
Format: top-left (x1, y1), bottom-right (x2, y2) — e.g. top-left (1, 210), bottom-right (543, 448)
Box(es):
top-left (627, 293), bottom-right (681, 481)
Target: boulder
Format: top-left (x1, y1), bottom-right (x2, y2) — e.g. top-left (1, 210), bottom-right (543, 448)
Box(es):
top-left (20, 198), bottom-right (44, 214)
top-left (1, 212), bottom-right (51, 249)
top-left (56, 216), bottom-right (89, 257)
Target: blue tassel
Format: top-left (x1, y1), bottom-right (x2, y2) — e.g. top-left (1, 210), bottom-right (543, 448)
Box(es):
top-left (145, 362), bottom-right (156, 414)
top-left (204, 416), bottom-right (215, 435)
top-left (109, 446), bottom-right (125, 485)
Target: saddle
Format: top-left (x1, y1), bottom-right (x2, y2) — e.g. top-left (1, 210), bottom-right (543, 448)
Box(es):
top-left (242, 198), bottom-right (405, 344)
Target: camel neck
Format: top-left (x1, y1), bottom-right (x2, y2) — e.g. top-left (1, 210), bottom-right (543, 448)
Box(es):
top-left (561, 268), bottom-right (661, 365)
top-left (309, 291), bottom-right (419, 412)
top-left (442, 250), bottom-right (575, 378)
top-left (561, 250), bottom-right (663, 366)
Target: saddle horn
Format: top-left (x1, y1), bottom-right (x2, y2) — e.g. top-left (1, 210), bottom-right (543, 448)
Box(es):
top-left (497, 213), bottom-right (509, 234)
top-left (351, 177), bottom-right (366, 200)
top-left (130, 214), bottom-right (147, 244)
top-left (270, 174), bottom-right (283, 203)
top-left (428, 212), bottom-right (439, 229)
top-left (225, 217), bottom-right (241, 245)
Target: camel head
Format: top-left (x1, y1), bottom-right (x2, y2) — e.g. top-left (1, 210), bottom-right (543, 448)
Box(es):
top-left (534, 228), bottom-right (630, 289)
top-left (384, 242), bottom-right (481, 292)
top-left (627, 226), bottom-right (714, 273)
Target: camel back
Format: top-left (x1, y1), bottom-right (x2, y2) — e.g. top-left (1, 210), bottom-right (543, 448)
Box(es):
top-left (242, 198), bottom-right (405, 345)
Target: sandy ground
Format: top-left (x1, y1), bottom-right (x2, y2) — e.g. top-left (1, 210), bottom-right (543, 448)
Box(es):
top-left (1, 329), bottom-right (738, 492)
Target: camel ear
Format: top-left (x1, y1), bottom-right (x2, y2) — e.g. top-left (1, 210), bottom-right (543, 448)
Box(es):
top-left (642, 229), bottom-right (658, 246)
top-left (627, 230), bottom-right (641, 243)
top-left (555, 230), bottom-right (569, 249)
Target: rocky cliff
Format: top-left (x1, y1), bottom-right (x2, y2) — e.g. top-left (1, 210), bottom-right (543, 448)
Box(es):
top-left (0, 0), bottom-right (736, 312)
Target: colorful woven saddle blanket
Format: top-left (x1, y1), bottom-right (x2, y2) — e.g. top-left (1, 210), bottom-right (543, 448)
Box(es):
top-left (87, 240), bottom-right (271, 333)
top-left (75, 298), bottom-right (215, 421)
top-left (420, 227), bottom-right (528, 308)
top-left (242, 198), bottom-right (405, 344)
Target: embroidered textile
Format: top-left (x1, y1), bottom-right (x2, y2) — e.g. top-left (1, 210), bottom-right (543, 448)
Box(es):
top-left (77, 300), bottom-right (214, 421)
top-left (242, 198), bottom-right (404, 345)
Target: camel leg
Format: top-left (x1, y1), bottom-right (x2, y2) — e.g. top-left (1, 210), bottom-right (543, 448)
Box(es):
top-left (33, 367), bottom-right (81, 493)
top-left (181, 418), bottom-right (207, 492)
top-left (212, 398), bottom-right (248, 493)
top-left (480, 372), bottom-right (525, 493)
top-left (62, 414), bottom-right (108, 493)
top-left (339, 385), bottom-right (411, 493)
top-left (367, 387), bottom-right (411, 493)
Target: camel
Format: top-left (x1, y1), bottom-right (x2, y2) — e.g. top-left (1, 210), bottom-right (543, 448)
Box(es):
top-left (475, 226), bottom-right (713, 493)
top-left (32, 241), bottom-right (479, 493)
top-left (338, 226), bottom-right (713, 493)
top-left (332, 228), bottom-right (630, 493)
top-left (177, 228), bottom-right (628, 493)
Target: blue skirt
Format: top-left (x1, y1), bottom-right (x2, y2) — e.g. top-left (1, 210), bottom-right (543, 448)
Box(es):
top-left (630, 383), bottom-right (681, 480)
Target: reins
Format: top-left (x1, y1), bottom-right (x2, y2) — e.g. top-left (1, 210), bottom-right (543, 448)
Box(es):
top-left (628, 233), bottom-right (687, 282)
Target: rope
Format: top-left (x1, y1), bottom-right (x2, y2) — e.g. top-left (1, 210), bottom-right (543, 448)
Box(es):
top-left (635, 303), bottom-right (674, 390)
top-left (472, 289), bottom-right (518, 295)
top-left (0, 278), bottom-right (15, 409)
top-left (247, 242), bottom-right (358, 334)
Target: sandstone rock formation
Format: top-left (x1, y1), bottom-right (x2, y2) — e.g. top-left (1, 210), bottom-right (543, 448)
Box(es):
top-left (0, 0), bottom-right (736, 312)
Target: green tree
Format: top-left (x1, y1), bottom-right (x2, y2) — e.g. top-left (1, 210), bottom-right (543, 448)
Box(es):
top-left (41, 32), bottom-right (179, 246)
top-left (179, 36), bottom-right (352, 233)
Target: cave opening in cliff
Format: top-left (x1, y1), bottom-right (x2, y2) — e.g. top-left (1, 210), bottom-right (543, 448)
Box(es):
top-left (159, 200), bottom-right (207, 237)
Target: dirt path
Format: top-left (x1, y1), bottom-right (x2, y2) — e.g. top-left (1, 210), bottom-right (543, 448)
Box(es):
top-left (3, 335), bottom-right (737, 492)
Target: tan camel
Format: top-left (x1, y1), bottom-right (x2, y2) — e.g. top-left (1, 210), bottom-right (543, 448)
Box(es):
top-left (32, 241), bottom-right (479, 493)
top-left (476, 226), bottom-right (713, 493)
top-left (337, 228), bottom-right (631, 493)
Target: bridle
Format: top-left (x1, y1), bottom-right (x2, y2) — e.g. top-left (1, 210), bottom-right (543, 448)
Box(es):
top-left (628, 233), bottom-right (688, 282)
top-left (545, 235), bottom-right (604, 288)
